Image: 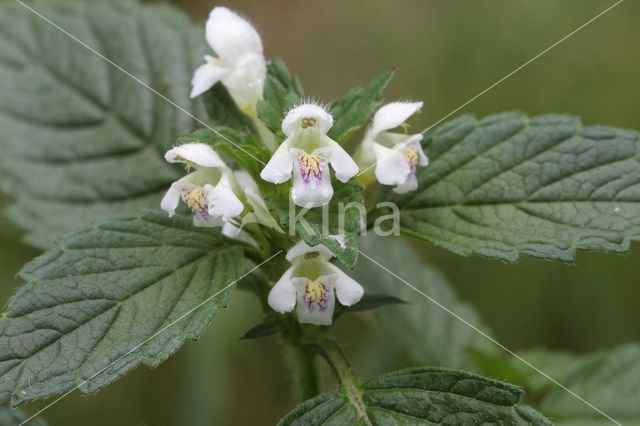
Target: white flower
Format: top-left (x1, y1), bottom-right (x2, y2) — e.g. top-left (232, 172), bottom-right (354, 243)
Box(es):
top-left (259, 103), bottom-right (359, 208)
top-left (357, 102), bottom-right (428, 193)
top-left (221, 170), bottom-right (283, 246)
top-left (267, 241), bottom-right (364, 326)
top-left (161, 143), bottom-right (244, 227)
top-left (233, 170), bottom-right (283, 231)
top-left (190, 7), bottom-right (266, 116)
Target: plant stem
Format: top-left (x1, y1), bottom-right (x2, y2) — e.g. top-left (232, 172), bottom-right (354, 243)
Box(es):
top-left (292, 344), bottom-right (320, 401)
top-left (315, 340), bottom-right (358, 391)
top-left (315, 340), bottom-right (371, 425)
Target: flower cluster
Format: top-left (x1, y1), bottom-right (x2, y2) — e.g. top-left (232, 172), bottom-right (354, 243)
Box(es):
top-left (159, 7), bottom-right (430, 325)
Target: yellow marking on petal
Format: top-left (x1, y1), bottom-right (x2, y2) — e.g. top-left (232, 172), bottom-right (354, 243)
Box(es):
top-left (301, 117), bottom-right (317, 129)
top-left (186, 188), bottom-right (205, 213)
top-left (304, 252), bottom-right (320, 260)
top-left (299, 153), bottom-right (323, 184)
top-left (305, 281), bottom-right (327, 304)
top-left (404, 147), bottom-right (419, 167)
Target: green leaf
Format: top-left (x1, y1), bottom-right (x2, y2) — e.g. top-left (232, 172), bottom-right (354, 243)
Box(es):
top-left (471, 348), bottom-right (579, 401)
top-left (536, 344), bottom-right (640, 425)
top-left (202, 82), bottom-right (257, 133)
top-left (240, 313), bottom-right (283, 340)
top-left (0, 210), bottom-right (243, 405)
top-left (350, 233), bottom-right (494, 370)
top-left (278, 367), bottom-right (551, 425)
top-left (179, 127), bottom-right (272, 191)
top-left (473, 344), bottom-right (640, 425)
top-left (0, 405), bottom-right (47, 426)
top-left (381, 112), bottom-right (640, 262)
top-left (256, 58), bottom-right (303, 140)
top-left (267, 180), bottom-right (364, 267)
top-left (327, 69), bottom-right (395, 144)
top-left (333, 294), bottom-right (406, 320)
top-left (0, 0), bottom-right (206, 248)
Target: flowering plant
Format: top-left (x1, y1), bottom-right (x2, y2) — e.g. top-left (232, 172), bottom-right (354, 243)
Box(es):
top-left (0, 2), bottom-right (638, 425)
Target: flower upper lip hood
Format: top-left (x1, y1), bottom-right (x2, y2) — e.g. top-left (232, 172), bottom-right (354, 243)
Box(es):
top-left (357, 101), bottom-right (429, 193)
top-left (205, 7), bottom-right (263, 64)
top-left (260, 103), bottom-right (359, 208)
top-left (285, 239), bottom-right (334, 261)
top-left (282, 103), bottom-right (334, 136)
top-left (160, 143), bottom-right (244, 227)
top-left (190, 7), bottom-right (266, 116)
top-left (164, 142), bottom-right (227, 168)
top-left (267, 241), bottom-right (364, 325)
top-left (369, 101), bottom-right (424, 137)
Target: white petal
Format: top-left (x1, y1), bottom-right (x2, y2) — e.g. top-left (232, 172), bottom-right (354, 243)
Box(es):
top-left (323, 136), bottom-right (359, 182)
top-left (204, 174), bottom-right (244, 221)
top-left (205, 7), bottom-right (263, 64)
top-left (282, 103), bottom-right (333, 137)
top-left (173, 181), bottom-right (212, 224)
top-left (190, 60), bottom-right (228, 98)
top-left (373, 143), bottom-right (411, 186)
top-left (260, 139), bottom-right (293, 184)
top-left (393, 175), bottom-right (418, 194)
top-left (221, 52), bottom-right (266, 113)
top-left (160, 185), bottom-right (181, 217)
top-left (234, 169), bottom-right (279, 226)
top-left (222, 222), bottom-right (258, 247)
top-left (268, 267), bottom-right (297, 313)
top-left (327, 265), bottom-right (364, 306)
top-left (354, 134), bottom-right (377, 169)
top-left (193, 213), bottom-right (224, 228)
top-left (286, 240), bottom-right (335, 262)
top-left (294, 277), bottom-right (336, 326)
top-left (165, 143), bottom-right (226, 168)
top-left (233, 169), bottom-right (259, 193)
top-left (408, 135), bottom-right (429, 166)
top-left (171, 177), bottom-right (201, 194)
top-left (390, 136), bottom-right (427, 194)
top-left (290, 148), bottom-right (333, 208)
top-left (371, 101), bottom-right (423, 137)
top-left (248, 191), bottom-right (283, 232)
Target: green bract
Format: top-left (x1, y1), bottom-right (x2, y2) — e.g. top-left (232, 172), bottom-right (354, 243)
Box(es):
top-left (327, 70), bottom-right (395, 145)
top-left (256, 58), bottom-right (304, 141)
top-left (267, 180), bottom-right (364, 267)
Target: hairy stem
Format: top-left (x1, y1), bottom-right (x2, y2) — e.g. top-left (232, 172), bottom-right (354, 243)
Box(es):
top-left (315, 340), bottom-right (372, 425)
top-left (292, 344), bottom-right (320, 401)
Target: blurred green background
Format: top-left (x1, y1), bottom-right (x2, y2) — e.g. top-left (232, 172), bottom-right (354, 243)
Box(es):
top-left (2, 0), bottom-right (639, 424)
